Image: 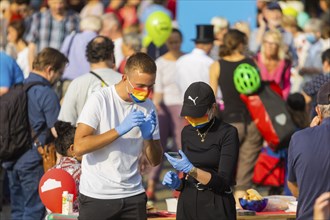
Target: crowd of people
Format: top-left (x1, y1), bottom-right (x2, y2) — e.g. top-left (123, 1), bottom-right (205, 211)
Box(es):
top-left (0, 0), bottom-right (330, 220)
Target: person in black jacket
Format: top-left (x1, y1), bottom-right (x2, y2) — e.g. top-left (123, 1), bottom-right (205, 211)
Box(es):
top-left (162, 82), bottom-right (239, 220)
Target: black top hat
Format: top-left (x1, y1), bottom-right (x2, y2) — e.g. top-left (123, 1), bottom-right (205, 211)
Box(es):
top-left (180, 82), bottom-right (216, 118)
top-left (192, 24), bottom-right (215, 43)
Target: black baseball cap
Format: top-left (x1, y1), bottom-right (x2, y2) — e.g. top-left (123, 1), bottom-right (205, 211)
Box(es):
top-left (317, 81), bottom-right (330, 105)
top-left (180, 82), bottom-right (216, 118)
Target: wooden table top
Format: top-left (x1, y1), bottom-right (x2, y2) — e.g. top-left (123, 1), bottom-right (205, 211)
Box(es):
top-left (147, 211), bottom-right (296, 220)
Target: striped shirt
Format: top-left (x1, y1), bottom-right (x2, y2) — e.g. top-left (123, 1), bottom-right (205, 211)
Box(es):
top-left (53, 157), bottom-right (81, 212)
top-left (25, 9), bottom-right (80, 53)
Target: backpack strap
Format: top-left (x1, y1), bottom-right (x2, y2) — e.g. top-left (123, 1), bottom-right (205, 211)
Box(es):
top-left (90, 71), bottom-right (109, 87)
top-left (23, 81), bottom-right (48, 92)
top-left (66, 32), bottom-right (77, 56)
top-left (23, 81), bottom-right (49, 144)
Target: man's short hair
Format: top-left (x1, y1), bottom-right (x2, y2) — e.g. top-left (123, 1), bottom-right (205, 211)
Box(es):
top-left (210, 16), bottom-right (229, 34)
top-left (86, 36), bottom-right (114, 63)
top-left (123, 33), bottom-right (141, 52)
top-left (124, 52), bottom-right (156, 75)
top-left (101, 13), bottom-right (122, 30)
top-left (80, 15), bottom-right (102, 33)
top-left (32, 47), bottom-right (68, 72)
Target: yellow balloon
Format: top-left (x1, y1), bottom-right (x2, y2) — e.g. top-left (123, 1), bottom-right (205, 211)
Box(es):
top-left (283, 7), bottom-right (298, 18)
top-left (145, 11), bottom-right (172, 47)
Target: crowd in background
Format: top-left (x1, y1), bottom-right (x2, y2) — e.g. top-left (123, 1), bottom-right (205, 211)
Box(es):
top-left (0, 0), bottom-right (330, 219)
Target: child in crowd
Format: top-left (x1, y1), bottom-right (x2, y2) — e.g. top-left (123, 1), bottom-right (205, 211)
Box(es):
top-left (53, 120), bottom-right (81, 212)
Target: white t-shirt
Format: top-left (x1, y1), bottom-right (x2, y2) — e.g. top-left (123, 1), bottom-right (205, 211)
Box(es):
top-left (176, 48), bottom-right (214, 98)
top-left (16, 47), bottom-right (29, 78)
top-left (77, 85), bottom-right (160, 199)
top-left (114, 37), bottom-right (124, 69)
top-left (58, 68), bottom-right (122, 125)
top-left (154, 57), bottom-right (182, 106)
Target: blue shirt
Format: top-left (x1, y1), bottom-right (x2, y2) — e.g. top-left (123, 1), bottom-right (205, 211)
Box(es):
top-left (3, 73), bottom-right (60, 171)
top-left (303, 41), bottom-right (323, 71)
top-left (25, 9), bottom-right (79, 53)
top-left (0, 52), bottom-right (24, 87)
top-left (61, 31), bottom-right (97, 80)
top-left (288, 118), bottom-right (330, 220)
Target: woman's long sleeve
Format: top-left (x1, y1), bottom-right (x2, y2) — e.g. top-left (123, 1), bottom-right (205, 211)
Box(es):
top-left (205, 126), bottom-right (239, 192)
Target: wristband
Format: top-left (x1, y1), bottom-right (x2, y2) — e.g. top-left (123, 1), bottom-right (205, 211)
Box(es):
top-left (188, 166), bottom-right (197, 178)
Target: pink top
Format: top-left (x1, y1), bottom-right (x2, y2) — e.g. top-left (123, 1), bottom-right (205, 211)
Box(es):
top-left (255, 53), bottom-right (291, 99)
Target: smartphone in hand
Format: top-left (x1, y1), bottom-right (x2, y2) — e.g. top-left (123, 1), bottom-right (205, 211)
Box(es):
top-left (167, 152), bottom-right (182, 159)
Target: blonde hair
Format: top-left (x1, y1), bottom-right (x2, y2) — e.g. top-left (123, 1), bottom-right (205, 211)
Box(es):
top-left (261, 30), bottom-right (285, 60)
top-left (233, 21), bottom-right (250, 38)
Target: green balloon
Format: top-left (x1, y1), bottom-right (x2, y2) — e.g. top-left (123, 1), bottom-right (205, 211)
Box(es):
top-left (145, 11), bottom-right (172, 47)
top-left (142, 35), bottom-right (153, 48)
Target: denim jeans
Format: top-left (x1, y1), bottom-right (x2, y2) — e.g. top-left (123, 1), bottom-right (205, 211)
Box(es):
top-left (7, 164), bottom-right (45, 220)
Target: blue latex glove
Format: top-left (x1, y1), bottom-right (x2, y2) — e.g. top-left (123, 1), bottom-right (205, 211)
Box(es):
top-left (164, 150), bottom-right (193, 173)
top-left (115, 109), bottom-right (145, 136)
top-left (139, 110), bottom-right (156, 140)
top-left (162, 171), bottom-right (181, 190)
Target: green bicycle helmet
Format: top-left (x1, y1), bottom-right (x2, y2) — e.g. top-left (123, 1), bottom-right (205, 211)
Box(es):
top-left (233, 63), bottom-right (261, 95)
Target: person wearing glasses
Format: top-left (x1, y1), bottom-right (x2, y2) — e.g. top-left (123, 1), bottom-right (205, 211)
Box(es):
top-left (254, 29), bottom-right (292, 99)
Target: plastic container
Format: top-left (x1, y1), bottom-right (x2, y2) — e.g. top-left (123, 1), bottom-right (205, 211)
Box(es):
top-left (287, 201), bottom-right (298, 212)
top-left (165, 198), bottom-right (178, 213)
top-left (62, 191), bottom-right (73, 215)
top-left (263, 195), bottom-right (296, 211)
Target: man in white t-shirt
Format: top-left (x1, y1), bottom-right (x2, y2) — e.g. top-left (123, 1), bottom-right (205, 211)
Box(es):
top-left (74, 52), bottom-right (163, 220)
top-left (58, 36), bottom-right (122, 125)
top-left (176, 25), bottom-right (215, 98)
